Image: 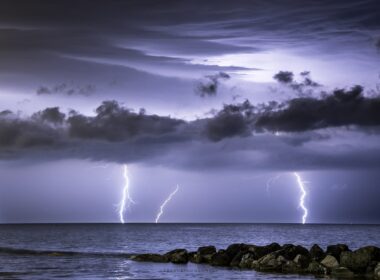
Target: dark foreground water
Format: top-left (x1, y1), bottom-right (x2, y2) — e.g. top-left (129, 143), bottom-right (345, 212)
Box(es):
top-left (0, 224), bottom-right (379, 279)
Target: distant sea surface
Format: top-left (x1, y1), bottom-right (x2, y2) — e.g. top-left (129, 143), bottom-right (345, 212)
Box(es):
top-left (0, 224), bottom-right (379, 279)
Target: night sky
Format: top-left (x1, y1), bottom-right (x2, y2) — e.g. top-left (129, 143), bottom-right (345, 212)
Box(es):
top-left (0, 0), bottom-right (380, 223)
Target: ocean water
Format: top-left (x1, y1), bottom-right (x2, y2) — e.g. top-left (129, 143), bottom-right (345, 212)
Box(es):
top-left (0, 224), bottom-right (379, 279)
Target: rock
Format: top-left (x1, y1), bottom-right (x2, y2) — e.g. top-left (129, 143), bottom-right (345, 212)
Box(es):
top-left (257, 252), bottom-right (282, 272)
top-left (239, 253), bottom-right (255, 268)
top-left (164, 249), bottom-right (188, 264)
top-left (279, 244), bottom-right (310, 260)
top-left (310, 244), bottom-right (325, 261)
top-left (198, 245), bottom-right (217, 255)
top-left (230, 251), bottom-right (245, 267)
top-left (321, 255), bottom-right (339, 269)
top-left (247, 243), bottom-right (282, 260)
top-left (374, 263), bottom-right (380, 279)
top-left (307, 260), bottom-right (327, 275)
top-left (194, 246), bottom-right (216, 263)
top-left (326, 244), bottom-right (350, 262)
top-left (130, 253), bottom-right (168, 263)
top-left (188, 251), bottom-right (197, 263)
top-left (331, 267), bottom-right (355, 278)
top-left (226, 243), bottom-right (247, 258)
top-left (282, 260), bottom-right (298, 273)
top-left (251, 260), bottom-right (259, 269)
top-left (340, 246), bottom-right (380, 273)
top-left (226, 243), bottom-right (250, 266)
top-left (211, 249), bottom-right (231, 266)
top-left (294, 254), bottom-right (311, 269)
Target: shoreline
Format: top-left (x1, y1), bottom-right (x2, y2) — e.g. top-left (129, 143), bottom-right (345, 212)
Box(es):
top-left (131, 243), bottom-right (380, 279)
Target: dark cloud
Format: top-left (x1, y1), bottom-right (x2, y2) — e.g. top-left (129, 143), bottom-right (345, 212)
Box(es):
top-left (195, 72), bottom-right (230, 97)
top-left (273, 70), bottom-right (321, 96)
top-left (273, 71), bottom-right (294, 84)
top-left (255, 85), bottom-right (380, 132)
top-left (205, 100), bottom-right (253, 141)
top-left (36, 83), bottom-right (96, 96)
top-left (67, 101), bottom-right (186, 141)
top-left (32, 107), bottom-right (66, 125)
top-left (0, 118), bottom-right (60, 149)
top-left (1, 82), bottom-right (380, 170)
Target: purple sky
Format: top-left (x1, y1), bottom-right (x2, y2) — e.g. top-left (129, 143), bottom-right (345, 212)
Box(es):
top-left (0, 0), bottom-right (380, 223)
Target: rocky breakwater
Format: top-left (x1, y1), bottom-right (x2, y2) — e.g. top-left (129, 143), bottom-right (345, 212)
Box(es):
top-left (130, 243), bottom-right (380, 279)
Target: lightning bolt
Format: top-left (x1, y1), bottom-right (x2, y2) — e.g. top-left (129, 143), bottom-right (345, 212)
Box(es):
top-left (293, 172), bottom-right (308, 224)
top-left (118, 164), bottom-right (135, 224)
top-left (155, 185), bottom-right (179, 223)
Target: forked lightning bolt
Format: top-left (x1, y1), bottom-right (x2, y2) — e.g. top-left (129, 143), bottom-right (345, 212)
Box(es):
top-left (294, 172), bottom-right (308, 224)
top-left (118, 164), bottom-right (135, 224)
top-left (155, 185), bottom-right (179, 223)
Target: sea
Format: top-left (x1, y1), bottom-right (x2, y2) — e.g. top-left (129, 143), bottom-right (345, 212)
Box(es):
top-left (0, 224), bottom-right (379, 279)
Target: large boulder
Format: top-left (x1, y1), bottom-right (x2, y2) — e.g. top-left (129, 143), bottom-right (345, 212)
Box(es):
top-left (307, 260), bottom-right (327, 275)
top-left (331, 267), bottom-right (355, 278)
top-left (294, 254), bottom-right (311, 269)
top-left (211, 249), bottom-right (231, 266)
top-left (226, 243), bottom-right (250, 266)
top-left (130, 253), bottom-right (168, 263)
top-left (164, 249), bottom-right (188, 264)
top-left (239, 253), bottom-right (255, 268)
top-left (226, 243), bottom-right (247, 258)
top-left (188, 251), bottom-right (197, 263)
top-left (310, 244), bottom-right (325, 261)
top-left (278, 244), bottom-right (310, 260)
top-left (230, 251), bottom-right (245, 267)
top-left (282, 260), bottom-right (299, 273)
top-left (321, 255), bottom-right (339, 269)
top-left (340, 246), bottom-right (380, 273)
top-left (247, 243), bottom-right (282, 260)
top-left (257, 252), bottom-right (284, 272)
top-left (326, 244), bottom-right (350, 262)
top-left (194, 246), bottom-right (216, 263)
top-left (374, 263), bottom-right (380, 279)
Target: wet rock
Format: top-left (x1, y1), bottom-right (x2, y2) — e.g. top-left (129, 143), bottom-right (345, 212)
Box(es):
top-left (374, 263), bottom-right (380, 279)
top-left (164, 249), bottom-right (188, 264)
top-left (310, 244), bottom-right (325, 261)
top-left (130, 253), bottom-right (168, 263)
top-left (279, 244), bottom-right (309, 260)
top-left (239, 253), bottom-right (255, 268)
top-left (294, 254), bottom-right (311, 269)
top-left (194, 246), bottom-right (216, 263)
top-left (226, 243), bottom-right (247, 258)
top-left (251, 260), bottom-right (259, 269)
top-left (331, 267), bottom-right (355, 278)
top-left (198, 245), bottom-right (217, 255)
top-left (226, 243), bottom-right (250, 266)
top-left (326, 244), bottom-right (350, 262)
top-left (282, 260), bottom-right (298, 273)
top-left (247, 243), bottom-right (282, 260)
top-left (230, 251), bottom-right (245, 267)
top-left (188, 251), bottom-right (197, 263)
top-left (321, 255), bottom-right (339, 269)
top-left (211, 249), bottom-right (231, 266)
top-left (340, 246), bottom-right (380, 273)
top-left (257, 252), bottom-right (283, 272)
top-left (307, 260), bottom-right (327, 275)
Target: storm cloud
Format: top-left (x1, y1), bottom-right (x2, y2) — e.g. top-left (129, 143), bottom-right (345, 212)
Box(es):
top-left (195, 72), bottom-right (230, 97)
top-left (2, 82), bottom-right (380, 171)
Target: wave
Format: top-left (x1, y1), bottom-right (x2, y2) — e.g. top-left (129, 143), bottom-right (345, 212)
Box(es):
top-left (0, 246), bottom-right (133, 258)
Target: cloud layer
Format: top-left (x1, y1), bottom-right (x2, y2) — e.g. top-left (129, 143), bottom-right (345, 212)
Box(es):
top-left (2, 83), bottom-right (380, 171)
